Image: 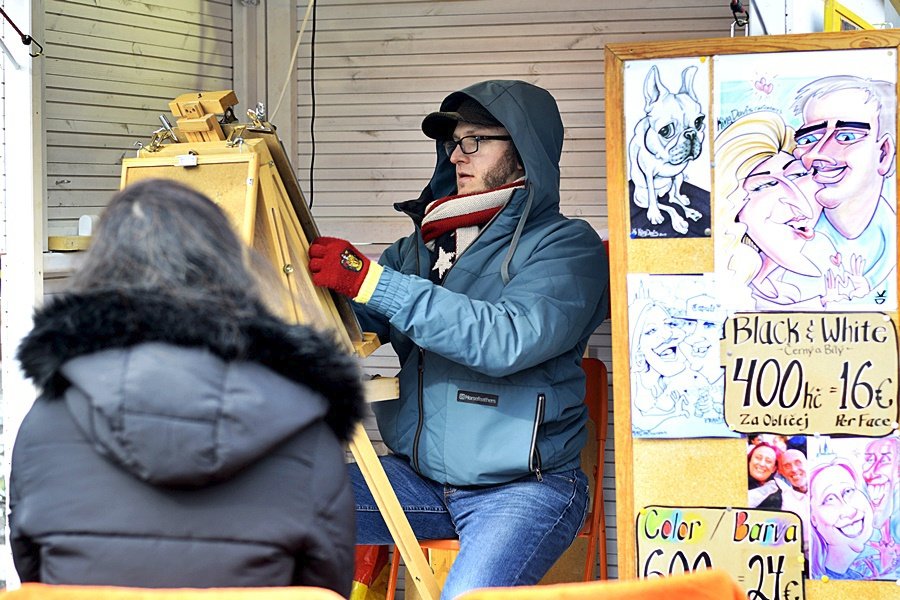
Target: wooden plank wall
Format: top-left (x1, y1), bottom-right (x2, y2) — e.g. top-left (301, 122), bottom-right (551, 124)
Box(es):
top-left (295, 0), bottom-right (736, 582)
top-left (41, 0), bottom-right (233, 238)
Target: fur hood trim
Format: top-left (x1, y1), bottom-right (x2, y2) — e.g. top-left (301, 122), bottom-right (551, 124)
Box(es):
top-left (17, 290), bottom-right (364, 442)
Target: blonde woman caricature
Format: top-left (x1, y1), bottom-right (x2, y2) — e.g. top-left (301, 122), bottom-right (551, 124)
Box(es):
top-left (630, 299), bottom-right (692, 434)
top-left (809, 458), bottom-right (875, 580)
top-left (714, 111), bottom-right (868, 310)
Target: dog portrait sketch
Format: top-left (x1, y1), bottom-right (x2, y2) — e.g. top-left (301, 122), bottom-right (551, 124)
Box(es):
top-left (627, 62), bottom-right (711, 238)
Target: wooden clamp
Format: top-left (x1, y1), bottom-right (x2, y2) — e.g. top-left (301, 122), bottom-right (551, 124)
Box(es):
top-left (168, 91), bottom-right (238, 143)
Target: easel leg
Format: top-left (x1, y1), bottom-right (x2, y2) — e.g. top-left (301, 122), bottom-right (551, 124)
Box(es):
top-left (349, 425), bottom-right (441, 600)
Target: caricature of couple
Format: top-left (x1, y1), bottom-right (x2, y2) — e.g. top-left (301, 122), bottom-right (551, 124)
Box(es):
top-left (629, 290), bottom-right (730, 437)
top-left (716, 75), bottom-right (897, 311)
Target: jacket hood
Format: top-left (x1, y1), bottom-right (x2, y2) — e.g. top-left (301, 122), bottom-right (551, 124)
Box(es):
top-left (410, 80), bottom-right (564, 218)
top-left (16, 290), bottom-right (365, 486)
top-left (396, 81), bottom-right (565, 284)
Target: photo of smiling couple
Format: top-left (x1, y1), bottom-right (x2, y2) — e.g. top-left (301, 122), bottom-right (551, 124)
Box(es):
top-left (712, 48), bottom-right (897, 313)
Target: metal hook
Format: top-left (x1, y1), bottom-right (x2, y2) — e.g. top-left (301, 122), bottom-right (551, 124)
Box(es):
top-left (0, 7), bottom-right (43, 57)
top-left (158, 114), bottom-right (179, 143)
top-left (729, 0), bottom-right (749, 37)
top-left (24, 35), bottom-right (43, 57)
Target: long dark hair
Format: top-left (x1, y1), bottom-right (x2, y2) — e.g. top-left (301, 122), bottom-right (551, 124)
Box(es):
top-left (70, 179), bottom-right (264, 314)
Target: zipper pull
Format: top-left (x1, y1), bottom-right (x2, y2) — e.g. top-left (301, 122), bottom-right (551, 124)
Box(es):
top-left (535, 467), bottom-right (543, 482)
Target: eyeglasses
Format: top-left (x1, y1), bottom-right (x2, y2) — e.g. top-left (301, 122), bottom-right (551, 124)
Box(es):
top-left (443, 135), bottom-right (512, 157)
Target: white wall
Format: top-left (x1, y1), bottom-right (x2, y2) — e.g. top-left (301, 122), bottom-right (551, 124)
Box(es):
top-left (749, 0), bottom-right (893, 35)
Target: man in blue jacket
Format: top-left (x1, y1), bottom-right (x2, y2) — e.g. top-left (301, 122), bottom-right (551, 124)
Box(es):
top-left (309, 80), bottom-right (609, 597)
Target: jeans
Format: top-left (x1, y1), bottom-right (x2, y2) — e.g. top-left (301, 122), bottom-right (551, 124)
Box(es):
top-left (350, 455), bottom-right (589, 600)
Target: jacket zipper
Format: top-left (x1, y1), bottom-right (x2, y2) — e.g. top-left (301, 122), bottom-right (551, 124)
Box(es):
top-left (412, 347), bottom-right (425, 473)
top-left (529, 393), bottom-right (546, 481)
top-left (411, 238), bottom-right (425, 473)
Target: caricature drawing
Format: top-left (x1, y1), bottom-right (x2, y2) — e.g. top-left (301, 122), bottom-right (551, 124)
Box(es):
top-left (677, 293), bottom-right (725, 420)
top-left (807, 436), bottom-right (900, 580)
top-left (628, 275), bottom-right (735, 439)
top-left (861, 437), bottom-right (900, 576)
top-left (630, 299), bottom-right (692, 434)
top-left (809, 458), bottom-right (875, 580)
top-left (791, 75), bottom-right (897, 307)
top-left (628, 64), bottom-right (707, 235)
top-left (714, 110), bottom-right (869, 311)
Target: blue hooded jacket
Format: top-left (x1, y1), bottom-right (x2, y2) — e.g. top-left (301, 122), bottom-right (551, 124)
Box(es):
top-left (356, 80), bottom-right (609, 485)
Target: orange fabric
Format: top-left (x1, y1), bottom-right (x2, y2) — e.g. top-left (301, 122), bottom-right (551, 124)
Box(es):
top-left (456, 569), bottom-right (744, 600)
top-left (0, 583), bottom-right (343, 600)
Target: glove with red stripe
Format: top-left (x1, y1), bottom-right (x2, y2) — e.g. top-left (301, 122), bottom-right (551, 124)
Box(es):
top-left (308, 236), bottom-right (383, 303)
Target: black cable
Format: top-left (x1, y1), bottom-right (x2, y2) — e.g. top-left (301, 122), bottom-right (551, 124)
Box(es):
top-left (308, 0), bottom-right (317, 209)
top-left (0, 6), bottom-right (43, 56)
top-left (749, 1), bottom-right (768, 35)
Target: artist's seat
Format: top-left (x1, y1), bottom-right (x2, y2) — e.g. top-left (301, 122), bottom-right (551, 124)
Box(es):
top-left (385, 358), bottom-right (610, 599)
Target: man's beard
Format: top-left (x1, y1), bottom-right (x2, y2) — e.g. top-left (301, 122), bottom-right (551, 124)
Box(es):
top-left (482, 148), bottom-right (522, 190)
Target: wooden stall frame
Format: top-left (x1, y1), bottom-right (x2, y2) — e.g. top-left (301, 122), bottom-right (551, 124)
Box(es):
top-left (605, 29), bottom-right (900, 599)
top-left (120, 113), bottom-right (439, 600)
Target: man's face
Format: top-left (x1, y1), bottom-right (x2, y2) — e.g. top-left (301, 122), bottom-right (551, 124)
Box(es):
top-left (449, 123), bottom-right (524, 195)
top-left (778, 449), bottom-right (808, 492)
top-left (862, 438), bottom-right (899, 528)
top-left (793, 88), bottom-right (893, 210)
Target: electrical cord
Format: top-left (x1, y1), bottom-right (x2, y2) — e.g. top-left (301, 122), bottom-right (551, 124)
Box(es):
top-left (268, 0), bottom-right (316, 208)
top-left (309, 0), bottom-right (317, 208)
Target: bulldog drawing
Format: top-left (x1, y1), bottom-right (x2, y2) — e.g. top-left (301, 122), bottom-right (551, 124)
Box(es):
top-left (628, 64), bottom-right (706, 235)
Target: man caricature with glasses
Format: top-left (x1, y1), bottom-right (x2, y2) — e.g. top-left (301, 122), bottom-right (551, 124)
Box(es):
top-left (308, 81), bottom-right (609, 598)
top-left (792, 75), bottom-right (897, 305)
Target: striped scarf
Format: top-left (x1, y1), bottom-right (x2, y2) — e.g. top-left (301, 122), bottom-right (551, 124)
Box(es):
top-left (421, 179), bottom-right (525, 282)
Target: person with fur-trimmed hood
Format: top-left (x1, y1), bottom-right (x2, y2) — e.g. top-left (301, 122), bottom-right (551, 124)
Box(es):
top-left (308, 80), bottom-right (609, 597)
top-left (10, 180), bottom-right (364, 596)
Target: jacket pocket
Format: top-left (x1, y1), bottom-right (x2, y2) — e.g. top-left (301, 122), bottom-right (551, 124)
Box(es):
top-left (435, 379), bottom-right (550, 485)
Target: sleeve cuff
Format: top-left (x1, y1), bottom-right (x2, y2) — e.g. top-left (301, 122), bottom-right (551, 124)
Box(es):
top-left (353, 262), bottom-right (384, 304)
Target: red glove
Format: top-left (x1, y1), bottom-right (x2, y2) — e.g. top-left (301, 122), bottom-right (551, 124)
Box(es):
top-left (308, 236), bottom-right (383, 303)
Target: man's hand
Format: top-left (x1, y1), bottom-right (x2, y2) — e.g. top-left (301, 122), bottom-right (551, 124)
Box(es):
top-left (308, 236), bottom-right (383, 303)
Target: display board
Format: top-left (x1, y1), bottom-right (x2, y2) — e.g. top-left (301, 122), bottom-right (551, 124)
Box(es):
top-left (606, 30), bottom-right (900, 599)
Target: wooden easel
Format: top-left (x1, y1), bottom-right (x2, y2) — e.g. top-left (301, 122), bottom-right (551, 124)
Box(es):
top-left (120, 91), bottom-right (441, 600)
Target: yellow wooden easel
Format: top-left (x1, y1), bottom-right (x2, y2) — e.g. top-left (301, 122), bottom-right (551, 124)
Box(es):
top-left (120, 91), bottom-right (441, 600)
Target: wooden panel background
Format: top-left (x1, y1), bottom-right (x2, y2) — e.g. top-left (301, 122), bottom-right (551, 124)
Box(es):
top-left (606, 29), bottom-right (900, 599)
top-left (41, 0), bottom-right (233, 238)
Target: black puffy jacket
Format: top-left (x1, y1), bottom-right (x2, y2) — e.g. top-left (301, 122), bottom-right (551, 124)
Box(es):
top-left (10, 290), bottom-right (364, 596)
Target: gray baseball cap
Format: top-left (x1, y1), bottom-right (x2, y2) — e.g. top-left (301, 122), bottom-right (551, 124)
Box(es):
top-left (422, 97), bottom-right (503, 140)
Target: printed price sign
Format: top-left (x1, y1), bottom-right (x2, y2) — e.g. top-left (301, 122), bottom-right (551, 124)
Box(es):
top-left (637, 506), bottom-right (805, 600)
top-left (722, 312), bottom-right (899, 436)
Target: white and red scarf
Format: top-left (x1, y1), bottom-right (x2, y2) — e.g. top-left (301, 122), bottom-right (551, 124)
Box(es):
top-left (421, 179), bottom-right (525, 282)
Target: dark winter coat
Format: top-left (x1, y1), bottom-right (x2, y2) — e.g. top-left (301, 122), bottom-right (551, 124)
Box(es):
top-left (10, 290), bottom-right (364, 596)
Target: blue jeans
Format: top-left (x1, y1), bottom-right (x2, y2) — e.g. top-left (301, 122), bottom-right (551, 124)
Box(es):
top-left (350, 455), bottom-right (588, 600)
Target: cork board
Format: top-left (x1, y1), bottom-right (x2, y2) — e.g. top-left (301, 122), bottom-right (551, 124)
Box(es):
top-left (606, 30), bottom-right (900, 598)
